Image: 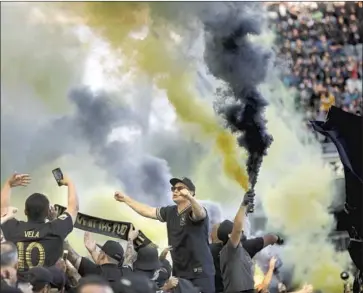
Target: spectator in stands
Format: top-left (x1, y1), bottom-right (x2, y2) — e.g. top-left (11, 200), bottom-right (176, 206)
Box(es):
top-left (1, 241), bottom-right (20, 292)
top-left (133, 245), bottom-right (161, 279)
top-left (65, 228), bottom-right (138, 292)
top-left (114, 177), bottom-right (215, 293)
top-left (217, 191), bottom-right (254, 293)
top-left (210, 215), bottom-right (284, 293)
top-left (0, 173), bottom-right (78, 273)
top-left (268, 2), bottom-right (362, 121)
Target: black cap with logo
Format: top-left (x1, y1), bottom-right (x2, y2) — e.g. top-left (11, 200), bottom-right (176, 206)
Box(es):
top-left (170, 177), bottom-right (196, 193)
top-left (97, 240), bottom-right (124, 262)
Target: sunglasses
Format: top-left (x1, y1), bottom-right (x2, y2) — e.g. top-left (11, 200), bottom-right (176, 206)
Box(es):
top-left (171, 186), bottom-right (187, 192)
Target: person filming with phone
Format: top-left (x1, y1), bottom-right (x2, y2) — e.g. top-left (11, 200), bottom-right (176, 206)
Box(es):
top-left (0, 170), bottom-right (79, 272)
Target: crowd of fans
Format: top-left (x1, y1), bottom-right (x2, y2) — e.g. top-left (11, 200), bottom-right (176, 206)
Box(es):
top-left (1, 3), bottom-right (362, 293)
top-left (268, 2), bottom-right (362, 125)
top-left (1, 173), bottom-right (317, 293)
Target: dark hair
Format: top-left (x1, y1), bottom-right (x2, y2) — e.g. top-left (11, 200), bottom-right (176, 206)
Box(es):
top-left (25, 193), bottom-right (50, 222)
top-left (76, 275), bottom-right (110, 293)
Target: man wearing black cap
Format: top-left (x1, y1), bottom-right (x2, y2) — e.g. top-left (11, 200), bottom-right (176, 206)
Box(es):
top-left (210, 224), bottom-right (283, 293)
top-left (78, 240), bottom-right (128, 281)
top-left (114, 176), bottom-right (215, 293)
top-left (47, 266), bottom-right (66, 293)
top-left (218, 192), bottom-right (255, 293)
top-left (28, 266), bottom-right (53, 293)
top-left (133, 245), bottom-right (161, 279)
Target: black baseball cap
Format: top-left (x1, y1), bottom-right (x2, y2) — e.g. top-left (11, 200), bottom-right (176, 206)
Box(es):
top-left (28, 267), bottom-right (53, 291)
top-left (114, 273), bottom-right (157, 293)
top-left (170, 177), bottom-right (196, 192)
top-left (133, 245), bottom-right (161, 271)
top-left (48, 266), bottom-right (66, 290)
top-left (97, 240), bottom-right (124, 262)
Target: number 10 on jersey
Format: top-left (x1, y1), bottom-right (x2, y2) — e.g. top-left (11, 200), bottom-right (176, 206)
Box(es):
top-left (17, 242), bottom-right (45, 270)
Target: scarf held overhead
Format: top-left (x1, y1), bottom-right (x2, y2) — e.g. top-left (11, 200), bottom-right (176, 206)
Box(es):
top-left (54, 204), bottom-right (153, 250)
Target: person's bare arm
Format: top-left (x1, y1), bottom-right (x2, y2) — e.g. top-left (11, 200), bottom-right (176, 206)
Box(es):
top-left (123, 225), bottom-right (139, 267)
top-left (61, 176), bottom-right (79, 224)
top-left (114, 191), bottom-right (157, 219)
top-left (258, 257), bottom-right (277, 292)
top-left (63, 240), bottom-right (82, 270)
top-left (230, 191), bottom-right (254, 248)
top-left (262, 234), bottom-right (279, 247)
top-left (1, 207), bottom-right (18, 242)
top-left (1, 182), bottom-right (11, 216)
top-left (0, 207), bottom-right (18, 225)
top-left (179, 189), bottom-right (206, 221)
top-left (65, 260), bottom-right (81, 285)
top-left (1, 174), bottom-right (30, 216)
top-left (229, 204), bottom-right (247, 248)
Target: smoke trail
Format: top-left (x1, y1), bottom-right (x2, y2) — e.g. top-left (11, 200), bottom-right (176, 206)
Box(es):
top-left (202, 3), bottom-right (273, 198)
top-left (71, 3), bottom-right (250, 192)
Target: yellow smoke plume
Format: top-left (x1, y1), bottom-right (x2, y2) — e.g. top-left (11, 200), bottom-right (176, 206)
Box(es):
top-left (257, 83), bottom-right (352, 292)
top-left (70, 3), bottom-right (249, 191)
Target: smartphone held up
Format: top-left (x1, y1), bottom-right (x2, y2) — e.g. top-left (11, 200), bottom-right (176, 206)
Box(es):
top-left (52, 168), bottom-right (64, 187)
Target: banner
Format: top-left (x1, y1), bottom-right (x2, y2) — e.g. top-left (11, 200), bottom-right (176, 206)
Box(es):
top-left (54, 204), bottom-right (154, 250)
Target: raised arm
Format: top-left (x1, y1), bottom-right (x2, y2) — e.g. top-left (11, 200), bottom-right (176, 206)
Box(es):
top-left (256, 256), bottom-right (277, 292)
top-left (60, 176), bottom-right (79, 224)
top-left (179, 189), bottom-right (206, 221)
top-left (262, 234), bottom-right (284, 247)
top-left (123, 225), bottom-right (139, 268)
top-left (1, 174), bottom-right (30, 216)
top-left (64, 240), bottom-right (82, 270)
top-left (84, 232), bottom-right (99, 263)
top-left (114, 191), bottom-right (157, 219)
top-left (230, 191), bottom-right (254, 248)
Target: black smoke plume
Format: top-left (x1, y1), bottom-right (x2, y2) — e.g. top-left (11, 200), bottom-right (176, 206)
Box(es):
top-left (202, 3), bottom-right (274, 201)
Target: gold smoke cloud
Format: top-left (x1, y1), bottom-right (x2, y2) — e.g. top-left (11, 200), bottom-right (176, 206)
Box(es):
top-left (69, 2), bottom-right (249, 191)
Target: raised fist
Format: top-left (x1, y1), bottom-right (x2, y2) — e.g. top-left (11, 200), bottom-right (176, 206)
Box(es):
top-left (242, 190), bottom-right (255, 206)
top-left (114, 191), bottom-right (129, 202)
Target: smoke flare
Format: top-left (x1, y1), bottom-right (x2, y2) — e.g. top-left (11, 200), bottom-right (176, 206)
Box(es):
top-left (202, 3), bottom-right (273, 200)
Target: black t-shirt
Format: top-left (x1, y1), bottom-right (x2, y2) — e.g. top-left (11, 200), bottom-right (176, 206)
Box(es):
top-left (156, 205), bottom-right (215, 279)
top-left (1, 212), bottom-right (73, 271)
top-left (210, 237), bottom-right (264, 293)
top-left (78, 257), bottom-right (132, 290)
